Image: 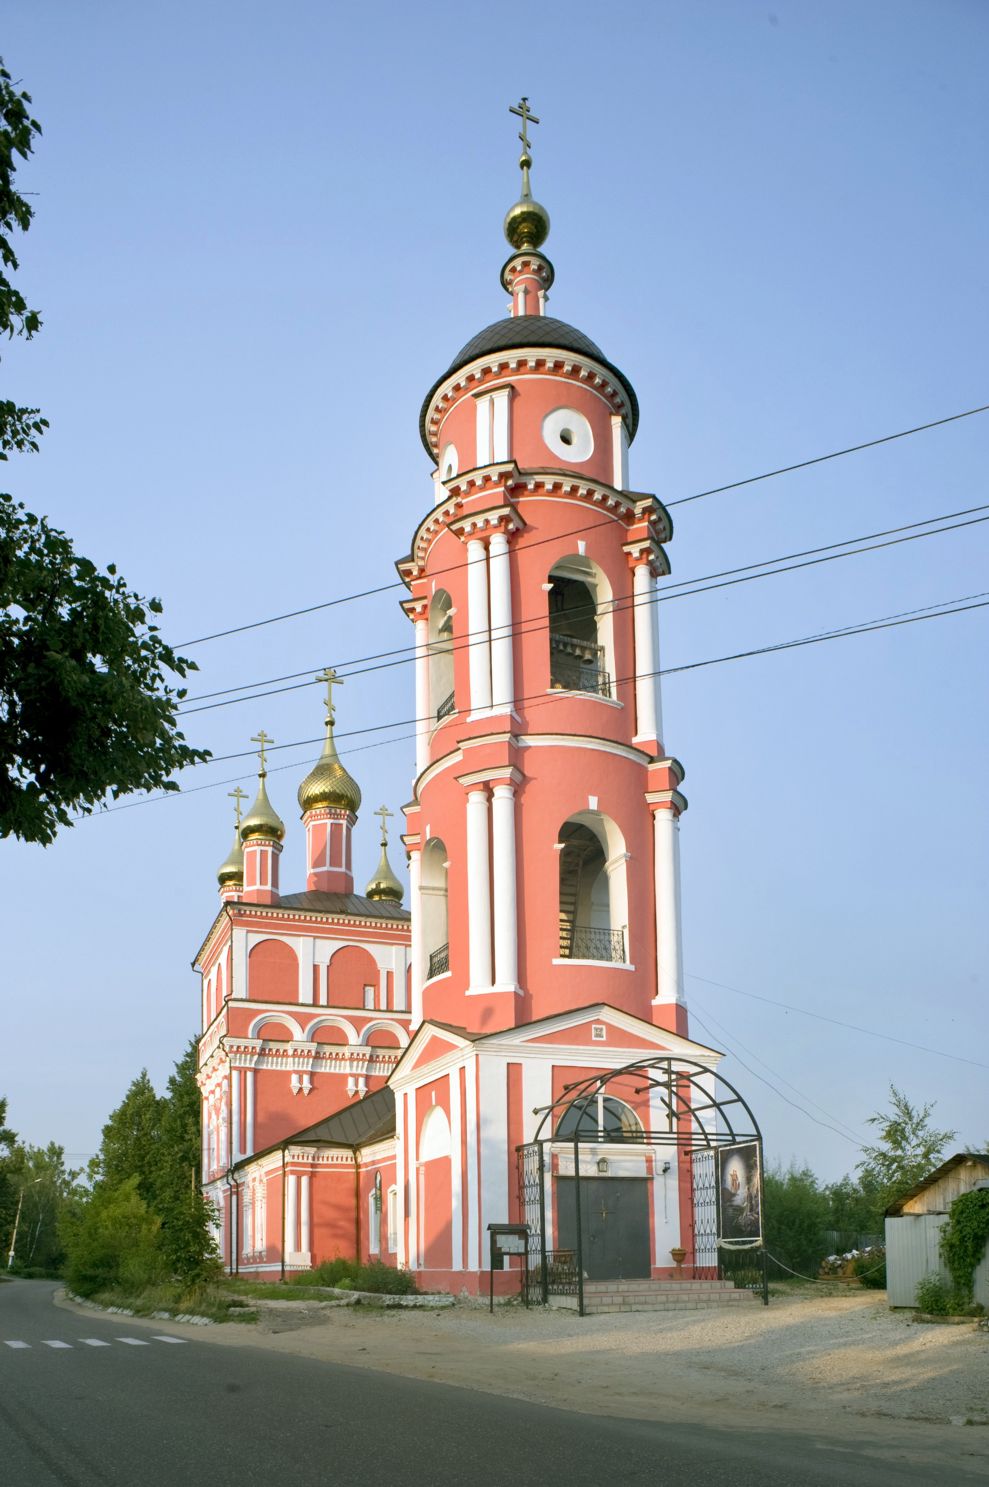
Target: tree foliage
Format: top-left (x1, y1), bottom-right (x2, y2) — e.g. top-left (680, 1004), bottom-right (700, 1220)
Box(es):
top-left (0, 1096), bottom-right (85, 1275)
top-left (62, 1045), bottom-right (218, 1295)
top-left (0, 56), bottom-right (209, 844)
top-left (763, 1163), bottom-right (833, 1276)
top-left (857, 1084), bottom-right (955, 1220)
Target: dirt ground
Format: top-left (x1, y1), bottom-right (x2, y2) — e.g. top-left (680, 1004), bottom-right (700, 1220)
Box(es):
top-left (62, 1286), bottom-right (989, 1475)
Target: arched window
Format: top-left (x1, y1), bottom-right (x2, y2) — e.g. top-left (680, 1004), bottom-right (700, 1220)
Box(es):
top-left (419, 1104), bottom-right (452, 1161)
top-left (422, 837), bottom-right (449, 981)
top-left (547, 556), bottom-right (614, 698)
top-left (557, 812), bottom-right (628, 963)
top-left (429, 590), bottom-right (455, 721)
top-left (555, 1095), bottom-right (642, 1143)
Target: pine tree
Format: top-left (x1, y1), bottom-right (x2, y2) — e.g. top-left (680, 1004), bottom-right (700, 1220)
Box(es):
top-left (156, 1041), bottom-right (219, 1284)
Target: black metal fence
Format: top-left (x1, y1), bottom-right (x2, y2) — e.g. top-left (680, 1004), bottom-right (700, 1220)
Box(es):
top-left (549, 634), bottom-right (611, 697)
top-left (427, 942), bottom-right (449, 979)
top-left (559, 925), bottom-right (626, 963)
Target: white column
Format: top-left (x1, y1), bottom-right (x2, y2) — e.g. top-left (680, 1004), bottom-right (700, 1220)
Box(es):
top-left (448, 1070), bottom-right (463, 1270)
top-left (653, 809), bottom-right (684, 1005)
top-left (300, 1174), bottom-right (311, 1257)
top-left (491, 783), bottom-right (519, 990)
top-left (488, 529), bottom-right (514, 714)
top-left (466, 787), bottom-right (492, 991)
top-left (286, 1173), bottom-right (298, 1257)
top-left (242, 1186), bottom-right (252, 1255)
top-left (245, 1070), bottom-right (255, 1156)
top-left (611, 413), bottom-right (630, 489)
top-left (409, 849), bottom-right (424, 1027)
top-left (230, 1068), bottom-right (240, 1163)
top-left (633, 561), bottom-right (659, 745)
top-left (466, 538), bottom-right (492, 715)
top-left (414, 613), bottom-right (430, 777)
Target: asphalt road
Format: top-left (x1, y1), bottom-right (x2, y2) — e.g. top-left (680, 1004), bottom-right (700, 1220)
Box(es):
top-left (0, 1279), bottom-right (981, 1485)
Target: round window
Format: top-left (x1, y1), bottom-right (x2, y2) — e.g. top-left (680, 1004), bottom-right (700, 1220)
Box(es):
top-left (542, 408), bottom-right (594, 463)
top-left (440, 443), bottom-right (459, 481)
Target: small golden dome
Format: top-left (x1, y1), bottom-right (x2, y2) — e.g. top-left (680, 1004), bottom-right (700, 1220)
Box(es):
top-left (504, 194), bottom-right (550, 252)
top-left (366, 838), bottom-right (404, 903)
top-left (240, 774), bottom-right (285, 842)
top-left (298, 719), bottom-right (361, 817)
top-left (217, 828), bottom-right (244, 887)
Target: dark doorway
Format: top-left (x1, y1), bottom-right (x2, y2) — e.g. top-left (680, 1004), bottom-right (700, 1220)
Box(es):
top-left (556, 1178), bottom-right (651, 1280)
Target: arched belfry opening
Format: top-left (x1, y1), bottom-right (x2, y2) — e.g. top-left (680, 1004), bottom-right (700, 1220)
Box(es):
top-left (547, 556), bottom-right (613, 697)
top-left (421, 837), bottom-right (449, 981)
top-left (557, 813), bottom-right (628, 964)
top-left (428, 591), bottom-right (455, 722)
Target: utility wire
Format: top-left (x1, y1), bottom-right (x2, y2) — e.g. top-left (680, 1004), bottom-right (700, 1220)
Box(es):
top-left (81, 586), bottom-right (989, 816)
top-left (687, 1006), bottom-right (862, 1146)
top-left (688, 995), bottom-right (866, 1143)
top-left (176, 505), bottom-right (989, 717)
top-left (687, 972), bottom-right (989, 1072)
top-left (174, 402), bottom-right (989, 649)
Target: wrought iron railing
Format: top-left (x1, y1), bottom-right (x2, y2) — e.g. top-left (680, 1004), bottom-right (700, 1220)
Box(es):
top-left (427, 942), bottom-right (449, 979)
top-left (549, 633), bottom-right (611, 697)
top-left (559, 924), bottom-right (626, 963)
top-left (436, 690), bottom-right (456, 720)
top-left (543, 1248), bottom-right (579, 1296)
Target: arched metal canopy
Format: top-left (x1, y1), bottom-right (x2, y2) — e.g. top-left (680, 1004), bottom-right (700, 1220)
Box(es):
top-left (530, 1056), bottom-right (762, 1150)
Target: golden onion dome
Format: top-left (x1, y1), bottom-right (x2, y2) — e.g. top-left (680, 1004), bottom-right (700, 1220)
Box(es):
top-left (504, 193), bottom-right (550, 252)
top-left (240, 774), bottom-right (285, 843)
top-left (217, 828), bottom-right (244, 887)
top-left (297, 717), bottom-right (361, 817)
top-left (366, 838), bottom-right (404, 904)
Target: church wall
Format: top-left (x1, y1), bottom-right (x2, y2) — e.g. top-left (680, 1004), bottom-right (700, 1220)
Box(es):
top-left (326, 944), bottom-right (380, 1009)
top-left (356, 1148), bottom-right (398, 1265)
top-left (248, 939), bottom-right (298, 1003)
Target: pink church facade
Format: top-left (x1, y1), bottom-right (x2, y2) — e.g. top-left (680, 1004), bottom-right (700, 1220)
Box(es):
top-left (195, 116), bottom-right (739, 1294)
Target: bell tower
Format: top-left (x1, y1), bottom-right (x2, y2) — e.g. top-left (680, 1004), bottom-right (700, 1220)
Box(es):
top-left (400, 102), bottom-right (688, 1039)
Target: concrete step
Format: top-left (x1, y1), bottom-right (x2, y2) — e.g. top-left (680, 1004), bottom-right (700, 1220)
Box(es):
top-left (584, 1292), bottom-right (757, 1314)
top-left (584, 1279), bottom-right (738, 1293)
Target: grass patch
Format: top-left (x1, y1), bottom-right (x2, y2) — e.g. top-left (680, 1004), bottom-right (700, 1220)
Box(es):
top-left (79, 1281), bottom-right (256, 1324)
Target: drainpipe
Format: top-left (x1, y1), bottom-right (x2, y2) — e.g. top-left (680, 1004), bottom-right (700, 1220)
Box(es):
top-left (280, 1143), bottom-right (287, 1282)
top-left (354, 1148), bottom-right (361, 1264)
top-left (227, 1169), bottom-right (240, 1276)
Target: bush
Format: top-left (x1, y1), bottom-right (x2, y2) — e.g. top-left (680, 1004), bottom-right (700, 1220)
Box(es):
top-left (62, 1177), bottom-right (165, 1298)
top-left (914, 1272), bottom-right (974, 1316)
top-left (852, 1248), bottom-right (886, 1289)
top-left (305, 1258), bottom-right (418, 1295)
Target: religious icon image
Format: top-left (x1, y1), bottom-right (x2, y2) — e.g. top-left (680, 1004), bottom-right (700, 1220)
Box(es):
top-left (717, 1142), bottom-right (762, 1242)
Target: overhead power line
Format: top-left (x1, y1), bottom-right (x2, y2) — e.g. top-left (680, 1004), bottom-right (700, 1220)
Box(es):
top-left (176, 503), bottom-right (989, 718)
top-left (687, 972), bottom-right (989, 1072)
top-left (82, 586), bottom-right (989, 817)
top-left (174, 401), bottom-right (989, 650)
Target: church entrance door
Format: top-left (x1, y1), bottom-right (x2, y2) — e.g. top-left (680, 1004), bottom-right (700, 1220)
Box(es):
top-left (556, 1177), bottom-right (650, 1280)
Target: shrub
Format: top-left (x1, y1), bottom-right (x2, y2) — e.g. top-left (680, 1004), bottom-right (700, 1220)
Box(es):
top-left (852, 1247), bottom-right (886, 1289)
top-left (62, 1177), bottom-right (165, 1298)
top-left (308, 1258), bottom-right (358, 1288)
top-left (914, 1272), bottom-right (973, 1315)
top-left (940, 1189), bottom-right (989, 1303)
top-left (354, 1261), bottom-right (418, 1295)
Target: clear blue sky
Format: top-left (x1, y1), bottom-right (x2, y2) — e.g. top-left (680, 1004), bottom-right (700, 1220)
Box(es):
top-left (3, 0), bottom-right (987, 1180)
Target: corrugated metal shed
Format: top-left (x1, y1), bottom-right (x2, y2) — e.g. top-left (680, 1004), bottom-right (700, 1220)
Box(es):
top-left (885, 1152), bottom-right (989, 1308)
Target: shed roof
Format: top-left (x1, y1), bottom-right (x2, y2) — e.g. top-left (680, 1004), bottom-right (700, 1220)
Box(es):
top-left (234, 1086), bottom-right (396, 1171)
top-left (885, 1152), bottom-right (989, 1216)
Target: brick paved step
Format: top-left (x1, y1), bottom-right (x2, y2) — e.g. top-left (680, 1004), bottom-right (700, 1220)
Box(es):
top-left (584, 1291), bottom-right (757, 1314)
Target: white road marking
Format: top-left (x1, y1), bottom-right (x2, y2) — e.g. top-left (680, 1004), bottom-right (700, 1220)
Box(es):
top-left (4, 1340), bottom-right (30, 1349)
top-left (79, 1338), bottom-right (111, 1347)
top-left (151, 1335), bottom-right (187, 1344)
top-left (43, 1340), bottom-right (73, 1349)
top-left (115, 1337), bottom-right (149, 1346)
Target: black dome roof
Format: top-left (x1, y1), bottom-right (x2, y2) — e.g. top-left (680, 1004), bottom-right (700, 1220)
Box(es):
top-left (419, 315), bottom-right (638, 455)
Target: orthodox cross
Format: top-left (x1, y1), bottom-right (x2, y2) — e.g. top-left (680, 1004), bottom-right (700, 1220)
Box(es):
top-left (228, 785), bottom-right (248, 827)
top-left (315, 665), bottom-right (342, 723)
top-left (251, 729), bottom-right (274, 775)
top-left (375, 803), bottom-right (393, 845)
top-left (509, 97), bottom-right (540, 154)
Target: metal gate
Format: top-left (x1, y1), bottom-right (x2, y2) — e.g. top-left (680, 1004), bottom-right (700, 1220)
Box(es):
top-left (691, 1149), bottom-right (718, 1270)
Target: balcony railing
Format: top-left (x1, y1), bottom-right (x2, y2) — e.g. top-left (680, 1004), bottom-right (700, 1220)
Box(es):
top-left (559, 924), bottom-right (626, 963)
top-left (427, 942), bottom-right (450, 979)
top-left (436, 690), bottom-right (456, 721)
top-left (549, 634), bottom-right (611, 698)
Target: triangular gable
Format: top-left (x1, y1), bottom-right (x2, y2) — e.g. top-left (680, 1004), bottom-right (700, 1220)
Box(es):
top-left (477, 1003), bottom-right (722, 1062)
top-left (390, 1019), bottom-right (476, 1083)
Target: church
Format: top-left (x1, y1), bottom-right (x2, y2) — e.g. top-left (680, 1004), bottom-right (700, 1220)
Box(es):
top-left (194, 105), bottom-right (761, 1299)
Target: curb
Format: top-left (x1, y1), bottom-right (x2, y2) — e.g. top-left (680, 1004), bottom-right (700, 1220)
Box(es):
top-left (62, 1289), bottom-right (216, 1326)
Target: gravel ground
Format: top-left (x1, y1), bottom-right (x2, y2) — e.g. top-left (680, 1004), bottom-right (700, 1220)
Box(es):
top-left (236, 1285), bottom-right (989, 1433)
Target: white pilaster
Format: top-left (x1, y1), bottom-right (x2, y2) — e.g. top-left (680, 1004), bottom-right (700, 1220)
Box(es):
top-left (653, 809), bottom-right (685, 1005)
top-left (414, 614), bottom-right (430, 776)
top-left (491, 783), bottom-right (519, 991)
top-left (449, 1069), bottom-right (463, 1270)
top-left (490, 387), bottom-right (512, 462)
top-left (406, 1092), bottom-right (418, 1268)
top-left (466, 538), bottom-right (492, 714)
top-left (466, 788), bottom-right (492, 992)
top-left (409, 849), bottom-right (424, 1028)
top-left (286, 1173), bottom-right (298, 1256)
top-left (230, 1068), bottom-right (240, 1163)
top-left (395, 1091), bottom-right (407, 1267)
top-left (245, 1070), bottom-right (255, 1156)
top-left (611, 413), bottom-right (630, 489)
top-left (464, 1059), bottom-right (480, 1269)
top-left (300, 1174), bottom-right (311, 1256)
top-left (488, 529), bottom-right (514, 714)
top-left (633, 562), bottom-right (660, 745)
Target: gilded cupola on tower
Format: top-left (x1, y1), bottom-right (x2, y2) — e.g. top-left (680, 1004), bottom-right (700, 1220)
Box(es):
top-left (240, 730), bottom-right (286, 842)
top-left (297, 668), bottom-right (362, 818)
top-left (365, 805), bottom-right (404, 904)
